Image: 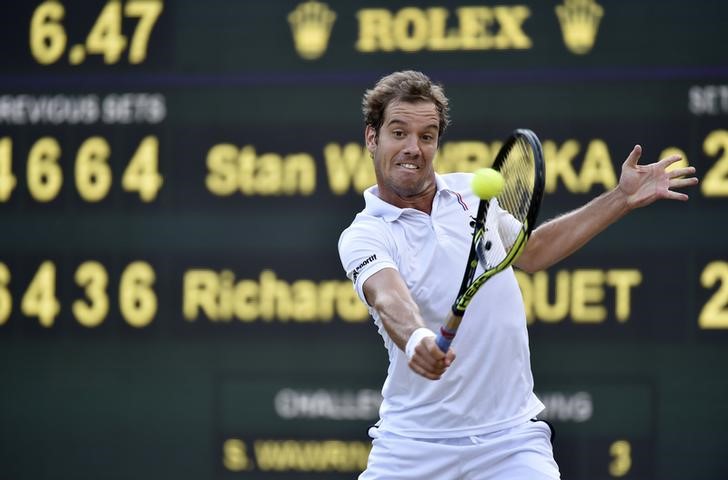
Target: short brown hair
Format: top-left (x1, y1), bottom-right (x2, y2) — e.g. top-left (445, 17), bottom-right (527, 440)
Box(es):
top-left (362, 70), bottom-right (450, 138)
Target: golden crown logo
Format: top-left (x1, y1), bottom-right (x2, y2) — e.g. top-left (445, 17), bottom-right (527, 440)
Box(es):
top-left (555, 0), bottom-right (604, 55)
top-left (288, 1), bottom-right (337, 60)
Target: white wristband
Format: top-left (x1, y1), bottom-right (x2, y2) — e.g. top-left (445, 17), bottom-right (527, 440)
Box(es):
top-left (405, 327), bottom-right (436, 361)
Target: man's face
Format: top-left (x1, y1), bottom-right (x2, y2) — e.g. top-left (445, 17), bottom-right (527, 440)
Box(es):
top-left (366, 100), bottom-right (440, 205)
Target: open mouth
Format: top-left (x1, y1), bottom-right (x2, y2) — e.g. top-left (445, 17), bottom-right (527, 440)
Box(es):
top-left (397, 162), bottom-right (419, 170)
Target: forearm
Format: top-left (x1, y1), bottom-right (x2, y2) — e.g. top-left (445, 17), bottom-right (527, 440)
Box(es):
top-left (364, 270), bottom-right (453, 379)
top-left (376, 294), bottom-right (426, 352)
top-left (516, 187), bottom-right (631, 273)
top-left (362, 268), bottom-right (427, 351)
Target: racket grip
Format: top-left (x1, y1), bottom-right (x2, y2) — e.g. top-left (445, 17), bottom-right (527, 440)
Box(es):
top-left (435, 326), bottom-right (456, 352)
top-left (436, 310), bottom-right (463, 352)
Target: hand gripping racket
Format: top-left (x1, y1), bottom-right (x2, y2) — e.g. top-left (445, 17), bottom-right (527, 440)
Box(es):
top-left (435, 129), bottom-right (546, 352)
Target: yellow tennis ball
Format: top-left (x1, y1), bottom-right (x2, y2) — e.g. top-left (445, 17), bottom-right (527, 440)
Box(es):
top-left (471, 168), bottom-right (504, 199)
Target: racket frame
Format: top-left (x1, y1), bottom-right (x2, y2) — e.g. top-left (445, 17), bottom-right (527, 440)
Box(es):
top-left (435, 129), bottom-right (545, 352)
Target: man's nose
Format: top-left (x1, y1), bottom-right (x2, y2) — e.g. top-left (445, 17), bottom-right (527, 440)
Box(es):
top-left (402, 136), bottom-right (420, 155)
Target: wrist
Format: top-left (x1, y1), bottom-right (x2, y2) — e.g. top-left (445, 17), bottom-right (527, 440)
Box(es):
top-left (405, 327), bottom-right (435, 360)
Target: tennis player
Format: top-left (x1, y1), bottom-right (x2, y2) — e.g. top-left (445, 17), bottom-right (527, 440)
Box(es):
top-left (338, 70), bottom-right (698, 479)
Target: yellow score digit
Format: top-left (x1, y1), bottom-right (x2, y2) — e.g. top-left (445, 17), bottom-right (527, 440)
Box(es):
top-left (85, 1), bottom-right (127, 64)
top-left (119, 261), bottom-right (157, 327)
top-left (0, 263), bottom-right (11, 326)
top-left (122, 136), bottom-right (163, 201)
top-left (27, 137), bottom-right (63, 202)
top-left (73, 261), bottom-right (109, 327)
top-left (29, 2), bottom-right (68, 64)
top-left (21, 261), bottom-right (60, 327)
top-left (699, 261), bottom-right (728, 329)
top-left (609, 440), bottom-right (632, 477)
top-left (0, 138), bottom-right (17, 201)
top-left (702, 130), bottom-right (728, 197)
top-left (75, 136), bottom-right (112, 202)
top-left (125, 0), bottom-right (164, 64)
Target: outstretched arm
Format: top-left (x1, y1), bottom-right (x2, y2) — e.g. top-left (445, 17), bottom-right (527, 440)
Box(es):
top-left (362, 268), bottom-right (455, 380)
top-left (516, 145), bottom-right (699, 273)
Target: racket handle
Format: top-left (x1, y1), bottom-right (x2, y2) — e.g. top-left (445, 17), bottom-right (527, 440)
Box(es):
top-left (435, 326), bottom-right (456, 352)
top-left (435, 310), bottom-right (463, 352)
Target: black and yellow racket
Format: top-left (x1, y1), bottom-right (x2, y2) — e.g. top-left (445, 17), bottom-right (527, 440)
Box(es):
top-left (435, 129), bottom-right (546, 352)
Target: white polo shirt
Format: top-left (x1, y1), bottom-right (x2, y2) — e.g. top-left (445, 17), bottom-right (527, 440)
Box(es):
top-left (338, 172), bottom-right (544, 438)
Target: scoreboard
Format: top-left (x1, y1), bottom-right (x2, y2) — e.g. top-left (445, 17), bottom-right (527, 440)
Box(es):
top-left (1, 1), bottom-right (727, 479)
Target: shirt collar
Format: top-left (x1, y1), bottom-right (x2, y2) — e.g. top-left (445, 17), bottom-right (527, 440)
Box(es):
top-left (363, 174), bottom-right (460, 222)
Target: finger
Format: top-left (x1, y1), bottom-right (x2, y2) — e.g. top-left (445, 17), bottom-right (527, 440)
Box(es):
top-left (623, 144), bottom-right (642, 168)
top-left (670, 177), bottom-right (699, 189)
top-left (444, 349), bottom-right (456, 367)
top-left (409, 358), bottom-right (445, 380)
top-left (664, 190), bottom-right (690, 201)
top-left (426, 349), bottom-right (454, 372)
top-left (411, 343), bottom-right (453, 378)
top-left (419, 337), bottom-right (447, 364)
top-left (668, 166), bottom-right (696, 178)
top-left (412, 345), bottom-right (445, 371)
top-left (657, 154), bottom-right (683, 169)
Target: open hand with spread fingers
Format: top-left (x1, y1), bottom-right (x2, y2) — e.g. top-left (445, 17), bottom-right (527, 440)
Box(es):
top-left (618, 145), bottom-right (699, 209)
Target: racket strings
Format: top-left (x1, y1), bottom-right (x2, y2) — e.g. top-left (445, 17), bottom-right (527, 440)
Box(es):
top-left (499, 139), bottom-right (535, 223)
top-left (478, 139), bottom-right (535, 268)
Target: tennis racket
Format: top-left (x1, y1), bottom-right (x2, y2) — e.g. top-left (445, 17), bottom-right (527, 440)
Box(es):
top-left (435, 128), bottom-right (545, 352)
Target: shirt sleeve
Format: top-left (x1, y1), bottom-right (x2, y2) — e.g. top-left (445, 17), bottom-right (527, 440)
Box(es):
top-left (338, 216), bottom-right (398, 306)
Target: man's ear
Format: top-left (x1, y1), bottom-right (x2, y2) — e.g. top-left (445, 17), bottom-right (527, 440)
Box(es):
top-left (365, 125), bottom-right (377, 154)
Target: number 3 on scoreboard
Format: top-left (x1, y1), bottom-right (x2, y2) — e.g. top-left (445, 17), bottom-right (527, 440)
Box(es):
top-left (608, 440), bottom-right (632, 477)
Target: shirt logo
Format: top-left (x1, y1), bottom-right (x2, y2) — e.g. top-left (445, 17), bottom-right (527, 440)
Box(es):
top-left (453, 191), bottom-right (469, 211)
top-left (350, 254), bottom-right (377, 282)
